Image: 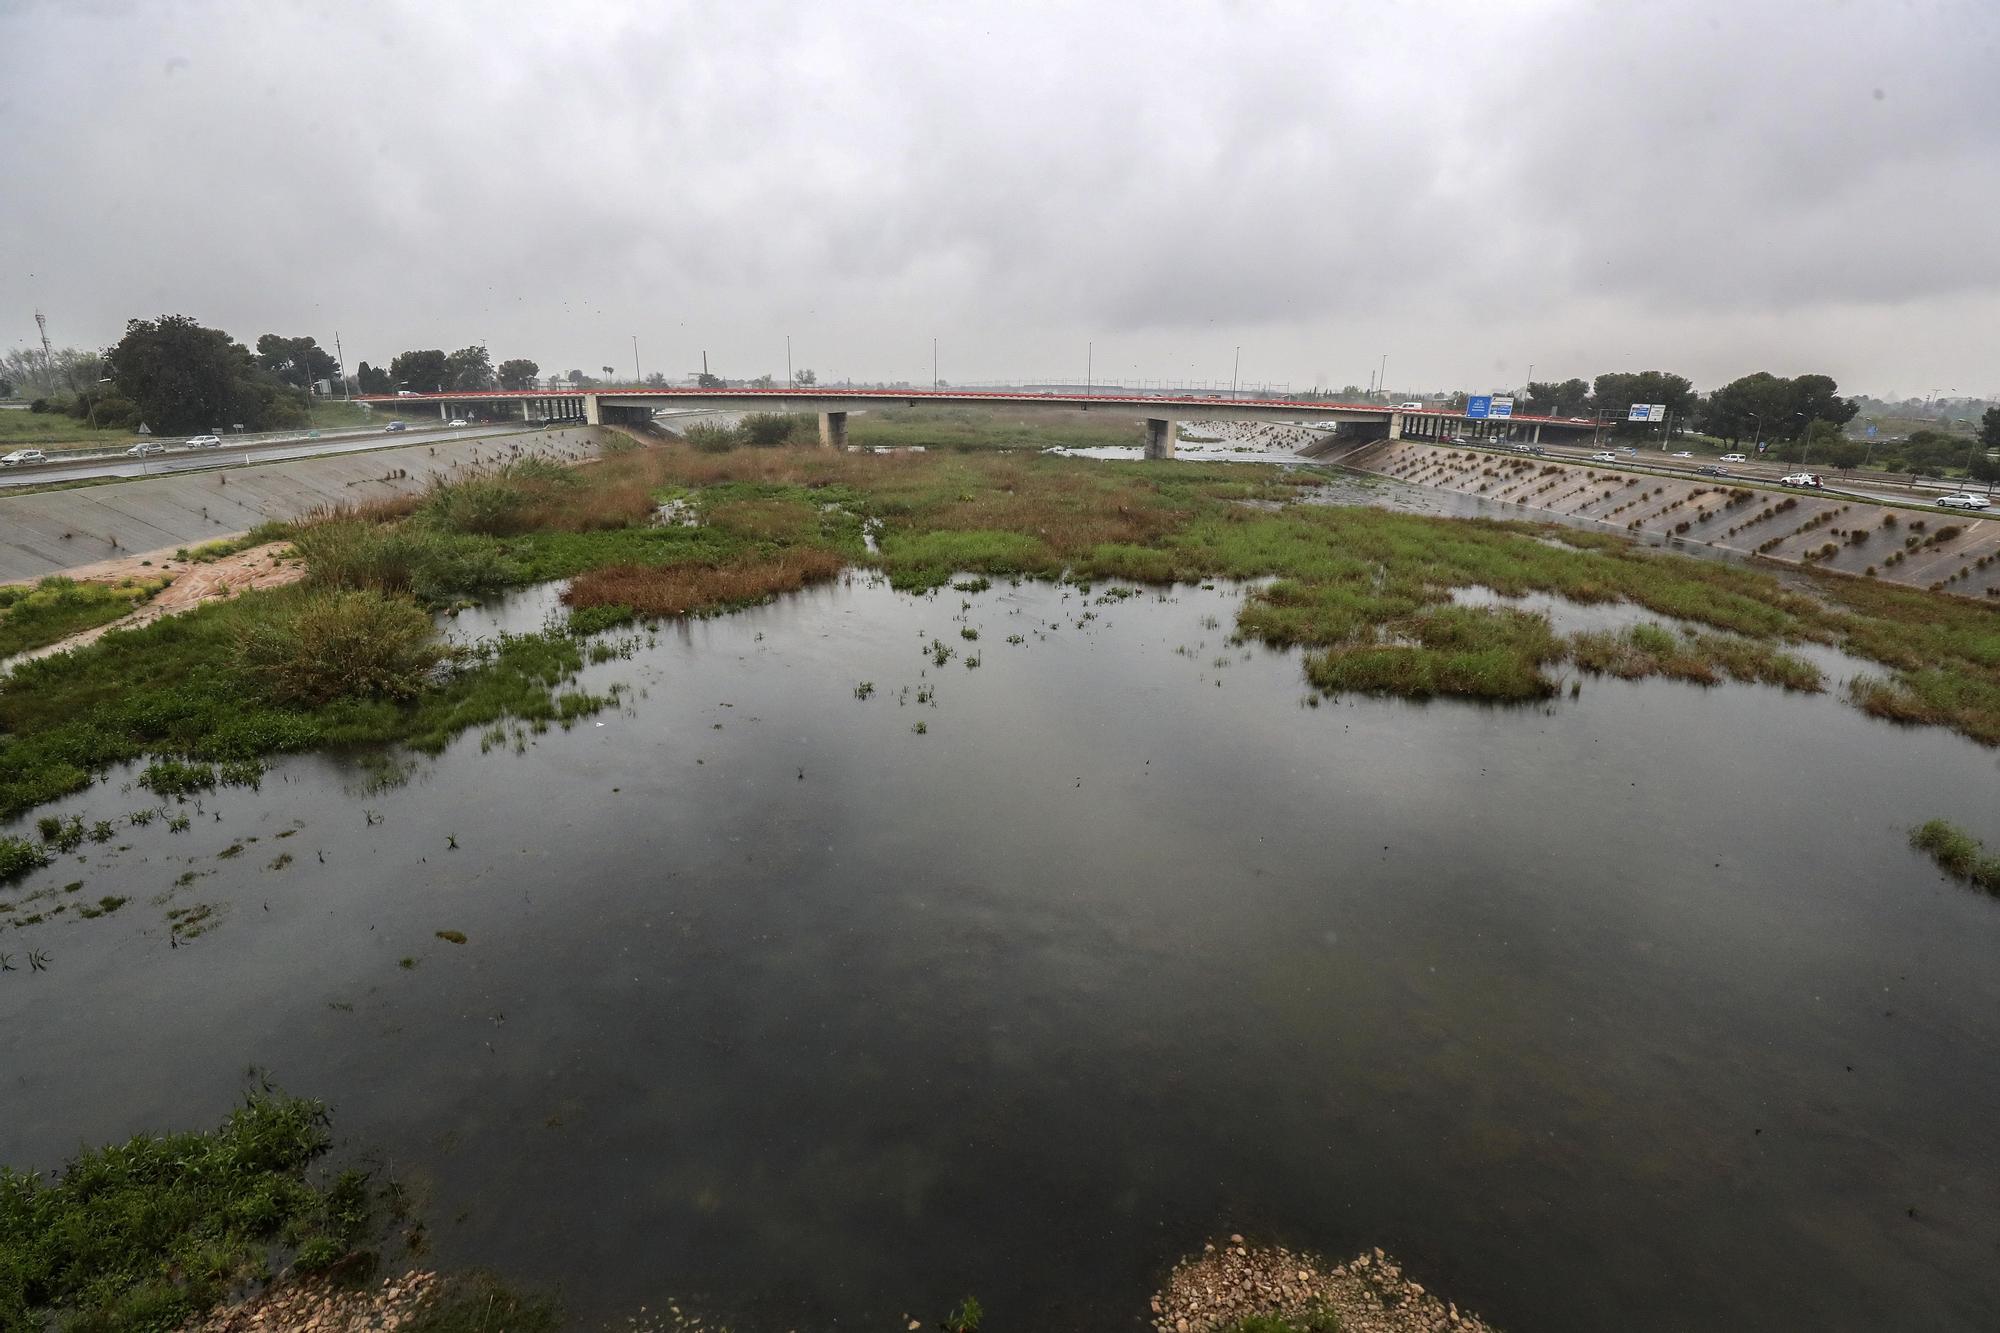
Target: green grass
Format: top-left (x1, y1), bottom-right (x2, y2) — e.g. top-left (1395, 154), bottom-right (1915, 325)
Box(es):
top-left (0, 574), bottom-right (171, 657)
top-left (845, 403), bottom-right (1147, 452)
top-left (0, 1090), bottom-right (379, 1330)
top-left (1909, 819), bottom-right (2000, 892)
top-left (399, 1272), bottom-right (561, 1333)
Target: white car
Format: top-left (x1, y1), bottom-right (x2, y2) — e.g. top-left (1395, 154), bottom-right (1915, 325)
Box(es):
top-left (1671, 451), bottom-right (1693, 459)
top-left (1936, 493), bottom-right (1990, 510)
top-left (1719, 452), bottom-right (1747, 462)
top-left (126, 441), bottom-right (165, 456)
top-left (1780, 473), bottom-right (1824, 488)
top-left (1590, 451), bottom-right (1619, 463)
top-left (1, 448), bottom-right (48, 466)
top-left (184, 434), bottom-right (222, 449)
top-left (448, 418), bottom-right (469, 427)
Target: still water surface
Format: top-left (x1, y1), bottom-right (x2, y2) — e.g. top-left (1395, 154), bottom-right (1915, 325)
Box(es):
top-left (4, 573), bottom-right (1998, 1331)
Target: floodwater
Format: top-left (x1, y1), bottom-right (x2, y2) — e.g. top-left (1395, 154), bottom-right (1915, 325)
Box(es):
top-left (4, 572), bottom-right (2000, 1332)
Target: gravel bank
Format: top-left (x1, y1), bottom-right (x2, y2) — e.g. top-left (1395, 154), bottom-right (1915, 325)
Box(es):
top-left (1152, 1238), bottom-right (1501, 1333)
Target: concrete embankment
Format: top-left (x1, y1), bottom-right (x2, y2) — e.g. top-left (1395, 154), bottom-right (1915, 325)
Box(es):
top-left (1345, 440), bottom-right (2000, 601)
top-left (0, 426), bottom-right (609, 583)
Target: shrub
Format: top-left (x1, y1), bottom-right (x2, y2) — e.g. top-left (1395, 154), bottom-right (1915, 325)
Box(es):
top-left (236, 590), bottom-right (448, 705)
top-left (682, 422), bottom-right (741, 453)
top-left (740, 412), bottom-right (813, 447)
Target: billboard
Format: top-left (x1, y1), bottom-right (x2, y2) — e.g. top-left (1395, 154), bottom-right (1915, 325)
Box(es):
top-left (1490, 396), bottom-right (1514, 419)
top-left (1466, 395), bottom-right (1492, 419)
top-left (1629, 403), bottom-right (1667, 422)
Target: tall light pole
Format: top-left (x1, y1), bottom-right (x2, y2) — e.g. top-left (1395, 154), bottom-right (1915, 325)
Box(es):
top-left (932, 337), bottom-right (938, 391)
top-left (1232, 346), bottom-right (1240, 400)
top-left (1086, 341), bottom-right (1093, 397)
top-left (632, 335), bottom-right (641, 385)
top-left (1378, 353), bottom-right (1388, 403)
top-left (786, 334), bottom-right (793, 391)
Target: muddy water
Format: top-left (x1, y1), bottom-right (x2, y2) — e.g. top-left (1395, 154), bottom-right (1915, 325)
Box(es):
top-left (4, 575), bottom-right (1999, 1332)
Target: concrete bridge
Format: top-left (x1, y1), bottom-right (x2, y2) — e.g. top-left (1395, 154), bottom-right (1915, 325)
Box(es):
top-left (353, 388), bottom-right (1595, 458)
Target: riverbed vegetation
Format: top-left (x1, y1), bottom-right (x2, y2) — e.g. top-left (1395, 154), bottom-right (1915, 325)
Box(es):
top-left (3, 440), bottom-right (1997, 819)
top-left (1909, 819), bottom-right (2000, 892)
top-left (0, 1090), bottom-right (376, 1329)
top-left (0, 573), bottom-right (170, 658)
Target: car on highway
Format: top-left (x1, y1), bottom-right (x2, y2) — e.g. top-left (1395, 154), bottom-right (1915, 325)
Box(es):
top-left (1, 448), bottom-right (49, 467)
top-left (1590, 451), bottom-right (1619, 463)
top-left (1779, 473), bottom-right (1824, 488)
top-left (385, 421), bottom-right (409, 432)
top-left (448, 418), bottom-right (469, 427)
top-left (1719, 452), bottom-right (1747, 462)
top-left (1936, 493), bottom-right (1991, 510)
top-left (125, 441), bottom-right (166, 456)
top-left (1696, 465), bottom-right (1730, 477)
top-left (1671, 450), bottom-right (1693, 458)
top-left (184, 434), bottom-right (222, 449)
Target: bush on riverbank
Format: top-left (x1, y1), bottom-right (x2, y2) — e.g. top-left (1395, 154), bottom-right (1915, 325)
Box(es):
top-left (236, 589), bottom-right (449, 705)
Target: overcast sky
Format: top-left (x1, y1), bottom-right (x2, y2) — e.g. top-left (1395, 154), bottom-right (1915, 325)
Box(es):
top-left (2, 0), bottom-right (1996, 399)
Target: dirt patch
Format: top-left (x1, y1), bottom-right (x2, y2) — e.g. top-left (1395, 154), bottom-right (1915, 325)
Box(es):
top-left (181, 1269), bottom-right (438, 1332)
top-left (1153, 1238), bottom-right (1500, 1333)
top-left (3, 541), bottom-right (305, 666)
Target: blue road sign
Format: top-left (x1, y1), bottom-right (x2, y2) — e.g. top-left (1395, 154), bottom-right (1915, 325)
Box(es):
top-left (1866, 424), bottom-right (1878, 438)
top-left (1466, 395), bottom-right (1492, 419)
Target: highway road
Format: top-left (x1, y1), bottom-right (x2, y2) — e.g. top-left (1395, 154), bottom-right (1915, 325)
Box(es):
top-left (0, 421), bottom-right (556, 489)
top-left (1482, 438), bottom-right (1991, 509)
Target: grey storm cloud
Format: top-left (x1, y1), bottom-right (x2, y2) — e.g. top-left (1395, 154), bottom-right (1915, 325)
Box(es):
top-left (1, 0), bottom-right (1996, 396)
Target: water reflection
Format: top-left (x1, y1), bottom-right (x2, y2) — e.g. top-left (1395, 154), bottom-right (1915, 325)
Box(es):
top-left (2, 576), bottom-right (1997, 1332)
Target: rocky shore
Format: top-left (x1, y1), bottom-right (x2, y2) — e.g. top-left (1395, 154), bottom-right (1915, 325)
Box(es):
top-left (1152, 1238), bottom-right (1500, 1333)
top-left (179, 1271), bottom-right (440, 1333)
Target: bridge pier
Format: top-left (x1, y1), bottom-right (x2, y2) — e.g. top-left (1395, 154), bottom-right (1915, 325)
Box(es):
top-left (584, 393), bottom-right (602, 426)
top-left (819, 410), bottom-right (848, 449)
top-left (1143, 417), bottom-right (1177, 459)
top-left (1388, 411), bottom-right (1405, 440)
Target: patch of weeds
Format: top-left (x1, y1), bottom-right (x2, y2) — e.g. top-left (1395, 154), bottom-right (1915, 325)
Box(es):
top-left (0, 836), bottom-right (51, 885)
top-left (854, 681), bottom-right (875, 700)
top-left (139, 758), bottom-right (219, 800)
top-left (1909, 819), bottom-right (2000, 892)
top-left (268, 852), bottom-right (294, 871)
top-left (76, 895), bottom-right (128, 920)
top-left (434, 930), bottom-right (467, 944)
top-left (959, 626), bottom-right (980, 641)
top-left (166, 902), bottom-right (221, 940)
top-left (216, 842), bottom-right (246, 859)
top-left (168, 813), bottom-right (191, 833)
top-left (911, 720), bottom-right (929, 735)
top-left (36, 814), bottom-right (85, 853)
top-left (0, 1088), bottom-right (391, 1331)
top-left (398, 957), bottom-right (418, 970)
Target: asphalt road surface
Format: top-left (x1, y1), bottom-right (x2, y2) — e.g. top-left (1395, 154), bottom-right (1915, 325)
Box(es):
top-left (0, 422), bottom-right (551, 489)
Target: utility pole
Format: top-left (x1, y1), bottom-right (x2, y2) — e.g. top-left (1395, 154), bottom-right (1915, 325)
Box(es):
top-left (1086, 341), bottom-right (1092, 397)
top-left (334, 331), bottom-right (347, 398)
top-left (1232, 346), bottom-right (1240, 400)
top-left (932, 337), bottom-right (938, 391)
top-left (786, 335), bottom-right (792, 390)
top-left (1379, 353), bottom-right (1388, 404)
top-left (633, 335), bottom-right (641, 385)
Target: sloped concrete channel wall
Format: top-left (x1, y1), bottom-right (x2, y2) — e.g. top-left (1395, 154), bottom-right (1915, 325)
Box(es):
top-left (1350, 440), bottom-right (2000, 601)
top-left (0, 427), bottom-right (608, 583)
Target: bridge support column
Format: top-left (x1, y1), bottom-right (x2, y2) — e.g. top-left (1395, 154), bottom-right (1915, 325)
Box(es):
top-left (819, 410), bottom-right (848, 449)
top-left (1388, 411), bottom-right (1405, 440)
top-left (1532, 424), bottom-right (1542, 444)
top-left (584, 393), bottom-right (601, 426)
top-left (1143, 417), bottom-right (1177, 459)
top-left (522, 399), bottom-right (531, 421)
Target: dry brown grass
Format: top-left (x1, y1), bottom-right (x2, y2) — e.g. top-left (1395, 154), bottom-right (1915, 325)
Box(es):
top-left (562, 549), bottom-right (847, 618)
